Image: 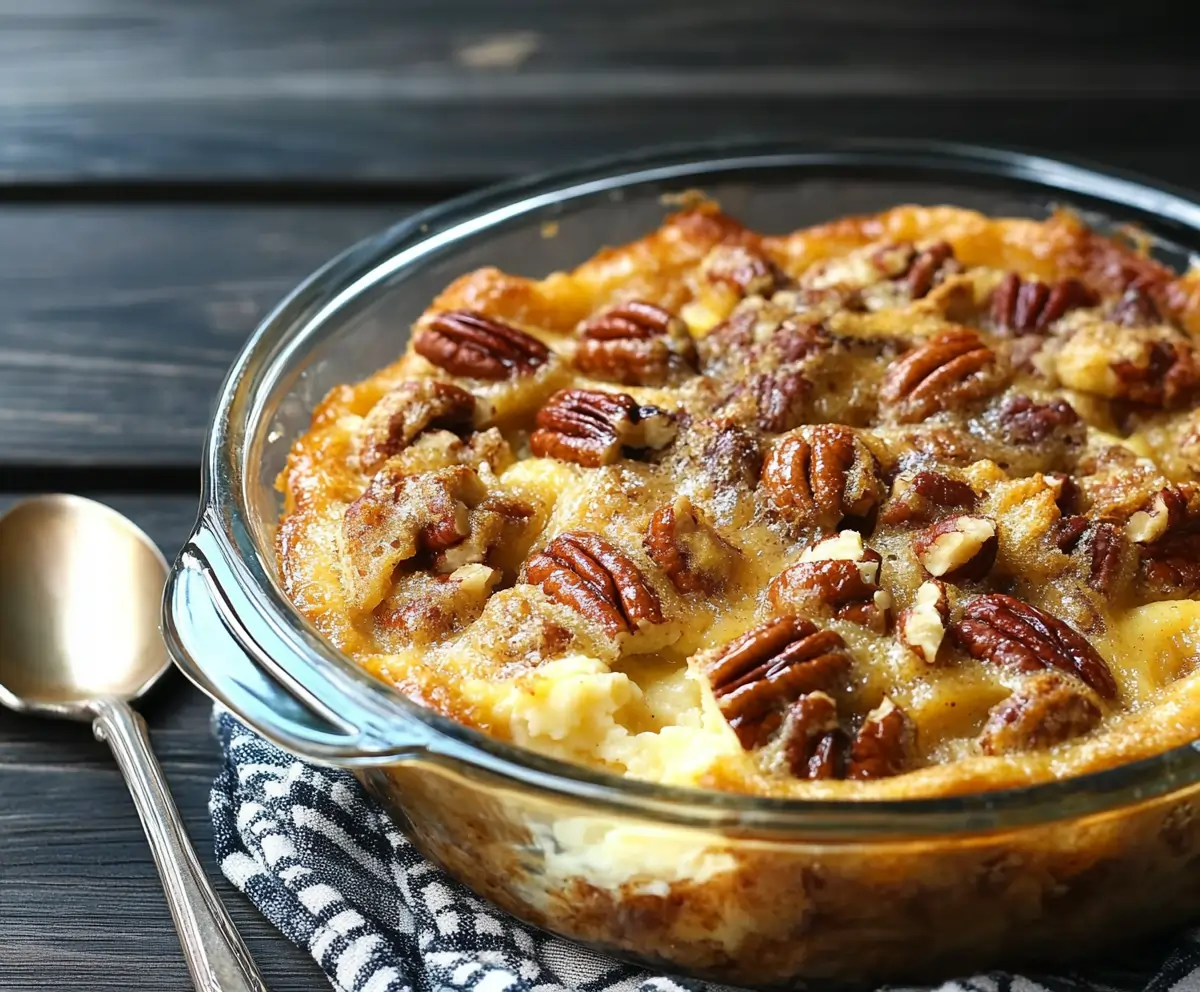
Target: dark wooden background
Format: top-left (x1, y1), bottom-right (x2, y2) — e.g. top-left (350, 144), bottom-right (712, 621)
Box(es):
top-left (1, 2), bottom-right (1197, 989)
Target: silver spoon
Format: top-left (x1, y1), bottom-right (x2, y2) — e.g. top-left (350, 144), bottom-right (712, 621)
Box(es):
top-left (0, 494), bottom-right (266, 992)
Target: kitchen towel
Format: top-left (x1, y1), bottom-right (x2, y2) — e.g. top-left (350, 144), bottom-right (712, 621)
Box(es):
top-left (211, 709), bottom-right (1200, 992)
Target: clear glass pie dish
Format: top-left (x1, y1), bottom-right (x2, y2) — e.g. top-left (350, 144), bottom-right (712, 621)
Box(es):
top-left (163, 141), bottom-right (1200, 988)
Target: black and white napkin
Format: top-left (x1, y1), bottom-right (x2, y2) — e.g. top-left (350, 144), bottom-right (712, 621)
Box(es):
top-left (211, 710), bottom-right (1200, 992)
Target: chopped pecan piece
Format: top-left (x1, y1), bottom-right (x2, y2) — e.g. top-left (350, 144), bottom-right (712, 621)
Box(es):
top-left (339, 465), bottom-right (487, 612)
top-left (644, 496), bottom-right (738, 594)
top-left (897, 580), bottom-right (949, 663)
top-left (780, 692), bottom-right (845, 780)
top-left (1109, 280), bottom-right (1163, 328)
top-left (1126, 487), bottom-right (1188, 544)
top-left (991, 273), bottom-right (1097, 333)
top-left (414, 310), bottom-right (550, 380)
top-left (879, 470), bottom-right (978, 526)
top-left (768, 532), bottom-right (891, 632)
top-left (879, 329), bottom-right (1004, 423)
top-left (574, 301), bottom-right (696, 386)
top-left (1110, 338), bottom-right (1200, 408)
top-left (847, 697), bottom-right (915, 780)
top-left (703, 244), bottom-right (787, 297)
top-left (431, 494), bottom-right (535, 575)
top-left (356, 379), bottom-right (476, 473)
top-left (1052, 517), bottom-right (1130, 596)
top-left (703, 615), bottom-right (852, 748)
top-left (524, 531), bottom-right (663, 637)
top-left (903, 241), bottom-right (959, 299)
top-left (761, 426), bottom-right (883, 530)
top-left (979, 671), bottom-right (1103, 755)
top-left (913, 514), bottom-right (998, 583)
top-left (1050, 514), bottom-right (1089, 553)
top-left (995, 395), bottom-right (1082, 446)
top-left (529, 389), bottom-right (677, 467)
top-left (954, 593), bottom-right (1117, 699)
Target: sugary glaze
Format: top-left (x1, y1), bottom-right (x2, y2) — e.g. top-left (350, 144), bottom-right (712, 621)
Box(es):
top-left (277, 201), bottom-right (1200, 799)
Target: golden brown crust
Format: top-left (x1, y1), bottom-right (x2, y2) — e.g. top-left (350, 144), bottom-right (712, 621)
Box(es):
top-left (277, 201), bottom-right (1200, 800)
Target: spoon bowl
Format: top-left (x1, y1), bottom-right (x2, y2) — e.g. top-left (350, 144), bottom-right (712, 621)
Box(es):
top-left (0, 494), bottom-right (169, 717)
top-left (0, 494), bottom-right (265, 992)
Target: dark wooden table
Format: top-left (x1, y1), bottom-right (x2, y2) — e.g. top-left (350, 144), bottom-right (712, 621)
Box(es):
top-left (1, 3), bottom-right (1198, 989)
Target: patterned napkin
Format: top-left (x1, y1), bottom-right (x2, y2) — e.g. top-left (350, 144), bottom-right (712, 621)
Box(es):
top-left (211, 710), bottom-right (1200, 992)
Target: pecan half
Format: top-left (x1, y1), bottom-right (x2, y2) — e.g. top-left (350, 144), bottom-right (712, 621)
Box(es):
top-left (703, 244), bottom-right (787, 297)
top-left (995, 395), bottom-right (1081, 446)
top-left (991, 274), bottom-right (1097, 333)
top-left (780, 692), bottom-right (845, 780)
top-left (761, 426), bottom-right (883, 530)
top-left (879, 470), bottom-right (978, 526)
top-left (524, 531), bottom-right (663, 637)
top-left (575, 301), bottom-right (696, 386)
top-left (644, 496), bottom-right (737, 594)
top-left (913, 514), bottom-right (998, 583)
top-left (978, 671), bottom-right (1102, 755)
top-left (903, 241), bottom-right (959, 299)
top-left (703, 615), bottom-right (852, 748)
top-left (954, 594), bottom-right (1117, 699)
top-left (879, 329), bottom-right (1003, 423)
top-left (414, 310), bottom-right (550, 380)
top-left (847, 697), bottom-right (915, 780)
top-left (897, 580), bottom-right (949, 663)
top-left (356, 379), bottom-right (476, 473)
top-left (529, 389), bottom-right (677, 467)
top-left (737, 369), bottom-right (813, 434)
top-left (768, 532), bottom-right (891, 632)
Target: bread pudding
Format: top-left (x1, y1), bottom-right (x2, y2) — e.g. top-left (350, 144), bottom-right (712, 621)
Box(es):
top-left (277, 200), bottom-right (1200, 800)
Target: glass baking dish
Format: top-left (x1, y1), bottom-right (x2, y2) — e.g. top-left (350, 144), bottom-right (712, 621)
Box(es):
top-left (163, 141), bottom-right (1200, 987)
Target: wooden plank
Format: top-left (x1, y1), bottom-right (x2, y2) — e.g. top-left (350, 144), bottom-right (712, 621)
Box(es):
top-left (0, 0), bottom-right (1197, 183)
top-left (0, 493), bottom-right (322, 990)
top-left (0, 205), bottom-right (416, 466)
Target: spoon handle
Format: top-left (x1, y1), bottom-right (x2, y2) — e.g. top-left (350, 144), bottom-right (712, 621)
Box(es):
top-left (93, 699), bottom-right (267, 992)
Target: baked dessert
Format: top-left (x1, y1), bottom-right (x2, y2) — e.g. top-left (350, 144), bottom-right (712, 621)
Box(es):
top-left (278, 200), bottom-right (1200, 799)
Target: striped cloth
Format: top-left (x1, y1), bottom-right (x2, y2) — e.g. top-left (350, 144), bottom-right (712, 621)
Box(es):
top-left (211, 710), bottom-right (1200, 992)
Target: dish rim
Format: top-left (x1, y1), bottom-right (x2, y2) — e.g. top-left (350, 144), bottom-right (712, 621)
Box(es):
top-left (178, 138), bottom-right (1200, 837)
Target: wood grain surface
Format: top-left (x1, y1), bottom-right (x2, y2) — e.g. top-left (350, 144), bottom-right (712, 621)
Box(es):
top-left (2, 2), bottom-right (1199, 989)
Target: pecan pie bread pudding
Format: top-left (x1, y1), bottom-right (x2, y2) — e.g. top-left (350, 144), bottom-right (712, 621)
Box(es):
top-left (278, 200), bottom-right (1200, 799)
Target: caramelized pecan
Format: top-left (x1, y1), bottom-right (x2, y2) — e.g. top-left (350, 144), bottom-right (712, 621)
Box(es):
top-left (414, 310), bottom-right (550, 380)
top-left (954, 593), bottom-right (1117, 699)
top-left (703, 244), bottom-right (787, 297)
top-left (903, 241), bottom-right (959, 299)
top-left (1126, 487), bottom-right (1189, 544)
top-left (1109, 279), bottom-right (1163, 328)
top-left (1110, 338), bottom-right (1200, 407)
top-left (524, 531), bottom-right (663, 637)
top-left (356, 379), bottom-right (476, 473)
top-left (768, 532), bottom-right (890, 632)
top-left (780, 692), bottom-right (844, 780)
top-left (879, 470), bottom-right (978, 526)
top-left (1132, 487), bottom-right (1200, 594)
top-left (847, 697), bottom-right (914, 780)
top-left (991, 274), bottom-right (1097, 333)
top-left (897, 580), bottom-right (949, 663)
top-left (761, 426), bottom-right (883, 531)
top-left (996, 395), bottom-right (1081, 446)
top-left (978, 671), bottom-right (1102, 755)
top-left (529, 389), bottom-right (677, 467)
top-left (431, 494), bottom-right (534, 575)
top-left (1050, 514), bottom-right (1089, 553)
top-left (644, 496), bottom-right (737, 594)
top-left (913, 514), bottom-right (998, 584)
top-left (703, 615), bottom-right (851, 748)
top-left (339, 465), bottom-right (487, 612)
top-left (575, 301), bottom-right (696, 386)
top-left (879, 329), bottom-right (1003, 423)
top-left (728, 370), bottom-right (812, 434)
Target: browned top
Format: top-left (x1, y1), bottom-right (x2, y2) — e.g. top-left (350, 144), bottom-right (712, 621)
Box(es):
top-left (276, 200), bottom-right (1200, 799)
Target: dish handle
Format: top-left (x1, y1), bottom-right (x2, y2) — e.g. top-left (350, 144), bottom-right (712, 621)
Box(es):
top-left (162, 519), bottom-right (440, 767)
